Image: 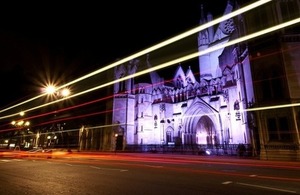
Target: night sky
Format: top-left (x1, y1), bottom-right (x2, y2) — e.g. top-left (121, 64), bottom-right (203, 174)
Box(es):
top-left (0, 1), bottom-right (227, 109)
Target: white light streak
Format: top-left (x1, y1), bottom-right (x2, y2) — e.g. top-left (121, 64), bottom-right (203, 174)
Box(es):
top-left (0, 0), bottom-right (271, 115)
top-left (0, 17), bottom-right (298, 120)
top-left (58, 0), bottom-right (271, 89)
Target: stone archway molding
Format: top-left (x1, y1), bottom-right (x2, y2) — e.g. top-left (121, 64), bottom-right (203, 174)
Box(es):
top-left (182, 97), bottom-right (220, 142)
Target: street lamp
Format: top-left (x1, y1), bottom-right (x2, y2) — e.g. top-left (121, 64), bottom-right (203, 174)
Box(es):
top-left (11, 120), bottom-right (30, 128)
top-left (47, 135), bottom-right (51, 147)
top-left (42, 84), bottom-right (71, 149)
top-left (114, 133), bottom-right (118, 154)
top-left (44, 85), bottom-right (56, 94)
top-left (46, 134), bottom-right (58, 148)
top-left (43, 84), bottom-right (71, 98)
top-left (11, 114), bottom-right (31, 149)
top-left (60, 88), bottom-right (71, 97)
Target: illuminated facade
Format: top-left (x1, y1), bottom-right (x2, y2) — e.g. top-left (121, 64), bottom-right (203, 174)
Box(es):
top-left (112, 0), bottom-right (300, 161)
top-left (113, 2), bottom-right (253, 152)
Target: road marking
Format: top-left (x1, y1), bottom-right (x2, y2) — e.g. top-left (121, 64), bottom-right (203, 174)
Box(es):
top-left (222, 181), bottom-right (233, 185)
top-left (0, 159), bottom-right (24, 162)
top-left (1, 159), bottom-right (11, 162)
top-left (89, 166), bottom-right (128, 172)
top-left (90, 166), bottom-right (103, 170)
top-left (13, 159), bottom-right (24, 161)
top-left (236, 182), bottom-right (297, 194)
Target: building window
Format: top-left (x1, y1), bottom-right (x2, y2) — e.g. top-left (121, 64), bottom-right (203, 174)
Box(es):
top-left (278, 117), bottom-right (292, 141)
top-left (267, 118), bottom-right (277, 141)
top-left (247, 4), bottom-right (271, 34)
top-left (267, 117), bottom-right (292, 142)
top-left (279, 0), bottom-right (300, 32)
top-left (119, 79), bottom-right (126, 93)
top-left (140, 88), bottom-right (145, 93)
top-left (262, 68), bottom-right (284, 101)
top-left (154, 115), bottom-right (158, 128)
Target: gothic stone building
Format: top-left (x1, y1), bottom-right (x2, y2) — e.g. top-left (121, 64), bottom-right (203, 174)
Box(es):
top-left (113, 2), bottom-right (251, 153)
top-left (110, 0), bottom-right (300, 161)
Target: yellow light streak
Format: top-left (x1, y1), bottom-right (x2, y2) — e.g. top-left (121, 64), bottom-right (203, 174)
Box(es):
top-left (68, 17), bottom-right (300, 100)
top-left (58, 0), bottom-right (271, 89)
top-left (180, 102), bottom-right (300, 121)
top-left (0, 17), bottom-right (299, 120)
top-left (0, 0), bottom-right (271, 115)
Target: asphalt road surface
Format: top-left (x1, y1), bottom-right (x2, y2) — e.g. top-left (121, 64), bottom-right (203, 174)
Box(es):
top-left (0, 152), bottom-right (299, 195)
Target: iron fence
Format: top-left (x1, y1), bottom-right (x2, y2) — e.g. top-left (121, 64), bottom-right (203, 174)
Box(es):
top-left (124, 144), bottom-right (254, 157)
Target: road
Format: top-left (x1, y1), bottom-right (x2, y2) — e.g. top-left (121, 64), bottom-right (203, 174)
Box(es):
top-left (0, 152), bottom-right (299, 195)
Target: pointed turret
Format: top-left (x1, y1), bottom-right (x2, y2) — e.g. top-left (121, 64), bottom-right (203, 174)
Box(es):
top-left (146, 54), bottom-right (164, 87)
top-left (198, 4), bottom-right (209, 46)
top-left (198, 4), bottom-right (212, 80)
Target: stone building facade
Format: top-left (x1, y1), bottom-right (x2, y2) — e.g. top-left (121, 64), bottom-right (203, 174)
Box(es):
top-left (112, 1), bottom-right (252, 153)
top-left (111, 0), bottom-right (300, 161)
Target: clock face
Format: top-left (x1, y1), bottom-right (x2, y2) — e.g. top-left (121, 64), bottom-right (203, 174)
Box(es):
top-left (221, 18), bottom-right (235, 35)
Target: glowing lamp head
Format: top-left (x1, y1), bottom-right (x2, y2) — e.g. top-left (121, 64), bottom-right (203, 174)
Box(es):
top-left (45, 85), bottom-right (57, 95)
top-left (61, 88), bottom-right (70, 97)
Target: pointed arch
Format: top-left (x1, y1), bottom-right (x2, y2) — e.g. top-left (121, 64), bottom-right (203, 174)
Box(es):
top-left (182, 97), bottom-right (220, 145)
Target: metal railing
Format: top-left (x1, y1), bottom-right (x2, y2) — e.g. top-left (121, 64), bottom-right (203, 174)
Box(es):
top-left (124, 144), bottom-right (254, 157)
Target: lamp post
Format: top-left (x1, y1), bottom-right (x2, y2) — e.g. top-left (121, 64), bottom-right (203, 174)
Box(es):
top-left (114, 133), bottom-right (118, 154)
top-left (43, 84), bottom-right (71, 149)
top-left (11, 112), bottom-right (31, 149)
top-left (46, 134), bottom-right (57, 148)
top-left (47, 135), bottom-right (51, 147)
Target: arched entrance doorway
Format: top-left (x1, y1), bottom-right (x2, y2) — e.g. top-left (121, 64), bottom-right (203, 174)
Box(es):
top-left (195, 115), bottom-right (218, 148)
top-left (181, 98), bottom-right (221, 146)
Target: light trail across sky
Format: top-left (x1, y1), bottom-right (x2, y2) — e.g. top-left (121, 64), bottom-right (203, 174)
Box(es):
top-left (1, 42), bottom-right (286, 131)
top-left (0, 16), bottom-right (298, 121)
top-left (0, 0), bottom-right (271, 115)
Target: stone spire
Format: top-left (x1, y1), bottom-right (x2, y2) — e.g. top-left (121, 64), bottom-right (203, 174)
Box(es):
top-left (198, 4), bottom-right (213, 80)
top-left (146, 54), bottom-right (163, 86)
